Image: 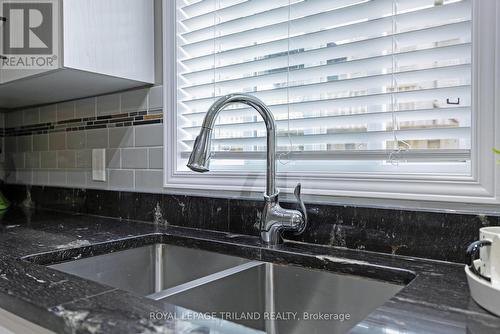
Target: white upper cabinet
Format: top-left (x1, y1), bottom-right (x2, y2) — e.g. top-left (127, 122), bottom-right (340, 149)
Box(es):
top-left (0, 0), bottom-right (155, 109)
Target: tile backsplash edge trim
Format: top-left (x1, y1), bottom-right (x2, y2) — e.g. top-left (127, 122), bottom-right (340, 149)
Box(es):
top-left (2, 109), bottom-right (162, 137)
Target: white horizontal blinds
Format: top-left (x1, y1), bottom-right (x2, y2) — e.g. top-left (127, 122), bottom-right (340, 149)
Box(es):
top-left (176, 0), bottom-right (472, 174)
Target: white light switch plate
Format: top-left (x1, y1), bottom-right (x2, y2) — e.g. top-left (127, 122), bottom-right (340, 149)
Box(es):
top-left (92, 149), bottom-right (106, 181)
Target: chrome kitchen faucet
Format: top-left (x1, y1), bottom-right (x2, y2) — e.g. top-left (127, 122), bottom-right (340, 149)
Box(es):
top-left (187, 93), bottom-right (307, 246)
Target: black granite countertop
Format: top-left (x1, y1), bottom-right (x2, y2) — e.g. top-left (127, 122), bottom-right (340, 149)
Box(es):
top-left (0, 207), bottom-right (499, 334)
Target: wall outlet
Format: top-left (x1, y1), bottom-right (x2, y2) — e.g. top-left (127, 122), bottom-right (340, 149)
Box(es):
top-left (92, 149), bottom-right (106, 181)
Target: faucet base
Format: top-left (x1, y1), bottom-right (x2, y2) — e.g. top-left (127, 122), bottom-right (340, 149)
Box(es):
top-left (260, 191), bottom-right (305, 246)
top-left (261, 226), bottom-right (285, 246)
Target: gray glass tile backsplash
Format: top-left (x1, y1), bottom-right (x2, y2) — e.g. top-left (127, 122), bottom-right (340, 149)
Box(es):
top-left (1, 86), bottom-right (164, 192)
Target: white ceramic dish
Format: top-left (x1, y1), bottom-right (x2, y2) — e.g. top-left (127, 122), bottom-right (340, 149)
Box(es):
top-left (465, 260), bottom-right (500, 317)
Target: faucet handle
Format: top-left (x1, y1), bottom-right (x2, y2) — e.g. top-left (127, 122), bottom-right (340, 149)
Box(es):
top-left (293, 183), bottom-right (308, 233)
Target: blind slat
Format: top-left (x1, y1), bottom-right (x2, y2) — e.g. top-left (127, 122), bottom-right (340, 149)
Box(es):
top-left (180, 85), bottom-right (471, 119)
top-left (182, 127), bottom-right (470, 146)
top-left (180, 149), bottom-right (471, 162)
top-left (181, 0), bottom-right (248, 19)
top-left (182, 107), bottom-right (471, 134)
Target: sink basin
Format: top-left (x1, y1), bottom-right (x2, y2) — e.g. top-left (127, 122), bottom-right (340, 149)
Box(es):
top-left (47, 242), bottom-right (405, 333)
top-left (158, 262), bottom-right (403, 334)
top-left (48, 243), bottom-right (250, 296)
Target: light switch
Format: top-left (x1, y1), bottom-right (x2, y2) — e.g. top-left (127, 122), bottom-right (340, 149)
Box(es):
top-left (92, 149), bottom-right (106, 181)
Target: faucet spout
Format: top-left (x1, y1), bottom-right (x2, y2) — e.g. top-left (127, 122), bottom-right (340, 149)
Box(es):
top-left (187, 93), bottom-right (277, 196)
top-left (187, 93), bottom-right (307, 245)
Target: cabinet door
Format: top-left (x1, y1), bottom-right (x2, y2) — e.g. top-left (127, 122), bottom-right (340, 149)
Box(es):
top-left (63, 0), bottom-right (154, 83)
top-left (0, 0), bottom-right (60, 84)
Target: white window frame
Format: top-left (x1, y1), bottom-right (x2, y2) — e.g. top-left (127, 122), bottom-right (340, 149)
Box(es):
top-left (163, 0), bottom-right (500, 205)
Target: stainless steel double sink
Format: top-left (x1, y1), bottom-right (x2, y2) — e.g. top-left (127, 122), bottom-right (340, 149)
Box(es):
top-left (49, 243), bottom-right (404, 333)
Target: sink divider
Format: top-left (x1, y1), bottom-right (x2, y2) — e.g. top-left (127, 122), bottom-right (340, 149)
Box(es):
top-left (154, 244), bottom-right (164, 293)
top-left (146, 261), bottom-right (263, 301)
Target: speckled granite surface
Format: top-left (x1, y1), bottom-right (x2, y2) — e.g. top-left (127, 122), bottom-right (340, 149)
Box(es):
top-left (0, 207), bottom-right (499, 333)
top-left (4, 184), bottom-right (500, 263)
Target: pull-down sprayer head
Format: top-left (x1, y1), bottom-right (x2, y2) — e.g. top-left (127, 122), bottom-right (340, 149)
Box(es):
top-left (187, 127), bottom-right (212, 172)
